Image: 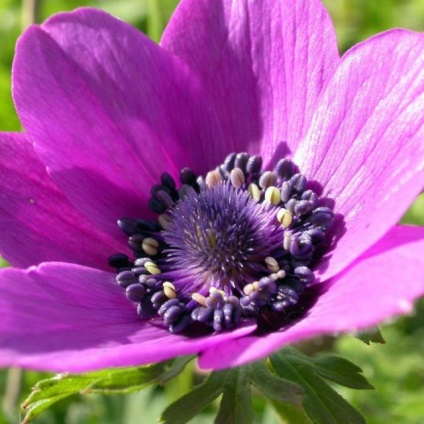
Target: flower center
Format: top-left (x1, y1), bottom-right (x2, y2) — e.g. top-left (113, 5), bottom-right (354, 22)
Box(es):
top-left (109, 153), bottom-right (334, 334)
top-left (162, 183), bottom-right (282, 295)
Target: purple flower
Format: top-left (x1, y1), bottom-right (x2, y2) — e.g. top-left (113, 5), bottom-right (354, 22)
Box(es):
top-left (1, 0), bottom-right (424, 372)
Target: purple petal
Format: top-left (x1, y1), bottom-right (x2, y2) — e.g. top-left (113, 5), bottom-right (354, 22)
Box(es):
top-left (0, 262), bottom-right (255, 372)
top-left (13, 8), bottom-right (223, 239)
top-left (294, 30), bottom-right (424, 279)
top-left (0, 132), bottom-right (125, 269)
top-left (162, 0), bottom-right (339, 165)
top-left (199, 225), bottom-right (424, 369)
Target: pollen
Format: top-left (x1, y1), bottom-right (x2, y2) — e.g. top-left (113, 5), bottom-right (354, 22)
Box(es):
top-left (265, 186), bottom-right (281, 205)
top-left (142, 237), bottom-right (159, 256)
top-left (192, 292), bottom-right (207, 306)
top-left (145, 261), bottom-right (161, 275)
top-left (248, 183), bottom-right (260, 201)
top-left (265, 256), bottom-right (279, 272)
top-left (205, 169), bottom-right (222, 188)
top-left (163, 281), bottom-right (177, 299)
top-left (277, 208), bottom-right (293, 228)
top-left (230, 167), bottom-right (245, 189)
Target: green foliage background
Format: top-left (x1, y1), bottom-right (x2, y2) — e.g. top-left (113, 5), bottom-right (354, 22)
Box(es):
top-left (0, 0), bottom-right (423, 423)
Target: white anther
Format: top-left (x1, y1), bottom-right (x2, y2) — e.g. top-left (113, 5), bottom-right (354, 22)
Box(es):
top-left (208, 287), bottom-right (225, 296)
top-left (283, 232), bottom-right (292, 251)
top-left (145, 261), bottom-right (161, 275)
top-left (142, 237), bottom-right (159, 256)
top-left (259, 171), bottom-right (277, 189)
top-left (192, 292), bottom-right (207, 306)
top-left (158, 213), bottom-right (172, 230)
top-left (230, 167), bottom-right (245, 189)
top-left (270, 273), bottom-right (279, 281)
top-left (163, 281), bottom-right (177, 299)
top-left (277, 269), bottom-right (287, 279)
top-left (243, 283), bottom-right (254, 296)
top-left (248, 183), bottom-right (260, 201)
top-left (252, 281), bottom-right (259, 291)
top-left (277, 208), bottom-right (293, 228)
top-left (264, 186), bottom-right (281, 205)
top-left (209, 287), bottom-right (217, 294)
top-left (163, 281), bottom-right (175, 290)
top-left (205, 170), bottom-right (222, 188)
top-left (265, 256), bottom-right (279, 273)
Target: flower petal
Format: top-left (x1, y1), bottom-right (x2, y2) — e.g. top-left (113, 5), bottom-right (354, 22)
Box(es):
top-left (0, 262), bottom-right (255, 372)
top-left (162, 0), bottom-right (339, 165)
top-left (0, 132), bottom-right (125, 269)
top-left (199, 225), bottom-right (424, 369)
top-left (13, 8), bottom-right (222, 238)
top-left (294, 30), bottom-right (424, 279)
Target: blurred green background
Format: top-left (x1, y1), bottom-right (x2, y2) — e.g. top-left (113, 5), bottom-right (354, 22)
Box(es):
top-left (0, 0), bottom-right (423, 423)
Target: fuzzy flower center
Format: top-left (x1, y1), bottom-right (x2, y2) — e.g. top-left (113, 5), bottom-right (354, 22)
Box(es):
top-left (162, 184), bottom-right (282, 295)
top-left (109, 153), bottom-right (334, 334)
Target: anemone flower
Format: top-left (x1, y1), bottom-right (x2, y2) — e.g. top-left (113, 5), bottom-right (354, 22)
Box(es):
top-left (0, 0), bottom-right (424, 373)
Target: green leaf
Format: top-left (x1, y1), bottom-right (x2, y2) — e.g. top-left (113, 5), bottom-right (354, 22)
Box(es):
top-left (161, 366), bottom-right (259, 424)
top-left (215, 367), bottom-right (254, 424)
top-left (160, 370), bottom-right (225, 424)
top-left (270, 351), bottom-right (367, 424)
top-left (355, 327), bottom-right (386, 345)
top-left (309, 356), bottom-right (374, 390)
top-left (21, 394), bottom-right (71, 424)
top-left (22, 357), bottom-right (193, 423)
top-left (249, 361), bottom-right (304, 405)
top-left (402, 193), bottom-right (424, 225)
top-left (156, 356), bottom-right (195, 385)
top-left (161, 351), bottom-right (370, 424)
top-left (270, 400), bottom-right (312, 424)
top-left (283, 348), bottom-right (373, 390)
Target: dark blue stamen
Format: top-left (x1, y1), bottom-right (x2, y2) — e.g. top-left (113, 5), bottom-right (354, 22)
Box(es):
top-left (275, 158), bottom-right (295, 180)
top-left (151, 290), bottom-right (168, 309)
top-left (234, 152), bottom-right (249, 173)
top-left (179, 167), bottom-right (198, 187)
top-left (148, 197), bottom-right (167, 214)
top-left (108, 253), bottom-right (130, 269)
top-left (161, 172), bottom-right (176, 191)
top-left (246, 155), bottom-right (263, 175)
top-left (191, 291), bottom-right (242, 331)
top-left (128, 234), bottom-right (144, 251)
top-left (126, 283), bottom-right (146, 302)
top-left (290, 173), bottom-right (307, 193)
top-left (223, 152), bottom-right (237, 171)
top-left (109, 152), bottom-right (335, 335)
top-left (116, 270), bottom-right (137, 288)
top-left (137, 299), bottom-right (156, 319)
top-left (281, 181), bottom-right (292, 203)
